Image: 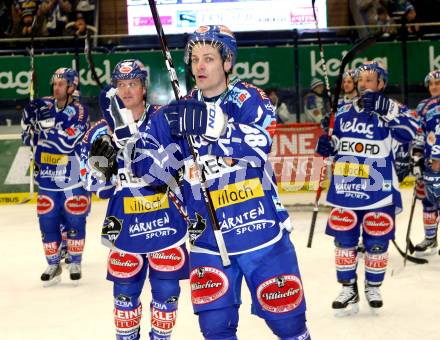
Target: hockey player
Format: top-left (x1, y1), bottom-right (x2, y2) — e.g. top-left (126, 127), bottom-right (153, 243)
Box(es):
top-left (80, 59), bottom-right (189, 340)
top-left (21, 67), bottom-right (91, 286)
top-left (316, 61), bottom-right (419, 314)
top-left (338, 69), bottom-right (358, 107)
top-left (303, 77), bottom-right (330, 123)
top-left (412, 70), bottom-right (440, 254)
top-left (124, 25), bottom-right (310, 340)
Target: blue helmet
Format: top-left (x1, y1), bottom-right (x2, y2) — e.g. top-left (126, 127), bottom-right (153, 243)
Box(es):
top-left (184, 25), bottom-right (237, 67)
top-left (51, 68), bottom-right (79, 88)
top-left (424, 70), bottom-right (440, 88)
top-left (355, 61), bottom-right (388, 88)
top-left (111, 59), bottom-right (148, 87)
top-left (343, 69), bottom-right (356, 80)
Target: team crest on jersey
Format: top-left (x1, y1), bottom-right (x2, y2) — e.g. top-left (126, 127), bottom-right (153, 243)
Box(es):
top-left (362, 212), bottom-right (393, 236)
top-left (225, 87), bottom-right (250, 108)
top-left (102, 216), bottom-right (123, 244)
top-left (148, 247), bottom-right (185, 272)
top-left (108, 251), bottom-right (143, 279)
top-left (427, 131), bottom-right (436, 146)
top-left (65, 195), bottom-right (90, 215)
top-left (37, 195), bottom-right (54, 215)
top-left (188, 213), bottom-right (207, 245)
top-left (190, 266), bottom-right (229, 304)
top-left (256, 274), bottom-right (304, 313)
top-left (328, 208), bottom-right (357, 231)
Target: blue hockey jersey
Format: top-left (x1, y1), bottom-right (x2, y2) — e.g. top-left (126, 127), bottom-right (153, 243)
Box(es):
top-left (81, 105), bottom-right (188, 254)
top-left (326, 98), bottom-right (419, 213)
top-left (22, 97), bottom-right (89, 191)
top-left (131, 77), bottom-right (291, 255)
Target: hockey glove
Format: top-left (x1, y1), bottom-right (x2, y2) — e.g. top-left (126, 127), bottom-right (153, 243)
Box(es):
top-left (362, 91), bottom-right (399, 122)
top-left (90, 134), bottom-right (118, 181)
top-left (99, 86), bottom-right (138, 148)
top-left (320, 115), bottom-right (330, 133)
top-left (315, 134), bottom-right (335, 157)
top-left (423, 168), bottom-right (440, 204)
top-left (163, 99), bottom-right (227, 141)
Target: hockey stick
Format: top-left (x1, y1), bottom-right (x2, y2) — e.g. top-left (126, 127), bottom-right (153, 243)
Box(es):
top-left (392, 239), bottom-right (428, 265)
top-left (147, 0), bottom-right (230, 266)
top-left (21, 17), bottom-right (38, 204)
top-left (85, 29), bottom-right (103, 89)
top-left (306, 34), bottom-right (379, 248)
top-left (404, 187), bottom-right (418, 265)
top-left (311, 0), bottom-right (332, 107)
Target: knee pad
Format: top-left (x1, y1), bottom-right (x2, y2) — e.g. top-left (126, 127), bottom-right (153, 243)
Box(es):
top-left (199, 306), bottom-right (239, 340)
top-left (363, 239), bottom-right (389, 254)
top-left (150, 277), bottom-right (181, 302)
top-left (39, 216), bottom-right (62, 243)
top-left (265, 313), bottom-right (307, 339)
top-left (334, 238), bottom-right (358, 249)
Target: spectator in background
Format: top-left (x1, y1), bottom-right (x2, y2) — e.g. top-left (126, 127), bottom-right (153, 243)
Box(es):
top-left (376, 5), bottom-right (396, 37)
top-left (40, 0), bottom-right (74, 36)
top-left (403, 2), bottom-right (419, 35)
top-left (303, 78), bottom-right (330, 123)
top-left (0, 0), bottom-right (14, 37)
top-left (349, 0), bottom-right (382, 38)
top-left (267, 88), bottom-right (293, 123)
top-left (11, 0), bottom-right (46, 36)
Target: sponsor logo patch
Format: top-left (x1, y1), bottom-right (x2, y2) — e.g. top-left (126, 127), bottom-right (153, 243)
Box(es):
top-left (37, 195), bottom-right (54, 215)
top-left (190, 267), bottom-right (229, 304)
top-left (148, 247), bottom-right (185, 272)
top-left (123, 194), bottom-right (169, 214)
top-left (65, 195), bottom-right (90, 215)
top-left (114, 305), bottom-right (142, 330)
top-left (333, 162), bottom-right (369, 178)
top-left (256, 275), bottom-right (304, 313)
top-left (102, 216), bottom-right (123, 244)
top-left (210, 178), bottom-right (264, 209)
top-left (43, 241), bottom-right (58, 256)
top-left (328, 208), bottom-right (357, 231)
top-left (108, 251), bottom-right (143, 279)
top-left (363, 212), bottom-right (393, 236)
top-left (40, 152), bottom-right (68, 165)
top-left (423, 212), bottom-right (438, 225)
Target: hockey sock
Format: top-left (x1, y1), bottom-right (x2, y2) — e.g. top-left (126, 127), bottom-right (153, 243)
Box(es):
top-left (364, 251), bottom-right (388, 283)
top-left (43, 241), bottom-right (61, 265)
top-left (335, 246), bottom-right (358, 283)
top-left (423, 211), bottom-right (438, 239)
top-left (114, 301), bottom-right (142, 340)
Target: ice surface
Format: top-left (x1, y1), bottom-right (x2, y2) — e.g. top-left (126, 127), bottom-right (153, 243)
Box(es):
top-left (1, 189), bottom-right (438, 339)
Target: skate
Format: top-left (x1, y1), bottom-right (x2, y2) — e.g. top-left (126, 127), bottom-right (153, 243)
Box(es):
top-left (69, 262), bottom-right (82, 282)
top-left (365, 283), bottom-right (383, 313)
top-left (332, 282), bottom-right (359, 316)
top-left (40, 264), bottom-right (62, 287)
top-left (414, 238), bottom-right (438, 256)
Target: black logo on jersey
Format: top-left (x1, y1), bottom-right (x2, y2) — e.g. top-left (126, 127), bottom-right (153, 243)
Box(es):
top-left (189, 213), bottom-right (207, 246)
top-left (102, 216), bottom-right (123, 244)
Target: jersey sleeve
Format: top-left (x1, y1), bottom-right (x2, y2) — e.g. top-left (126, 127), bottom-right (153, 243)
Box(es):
top-left (387, 104), bottom-right (420, 144)
top-left (199, 86), bottom-right (275, 166)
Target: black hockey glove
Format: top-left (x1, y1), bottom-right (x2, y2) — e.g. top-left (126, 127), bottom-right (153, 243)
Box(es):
top-left (362, 91), bottom-right (399, 122)
top-left (90, 134), bottom-right (118, 181)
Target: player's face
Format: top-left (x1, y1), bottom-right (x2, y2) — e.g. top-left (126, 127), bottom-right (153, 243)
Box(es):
top-left (52, 78), bottom-right (70, 101)
top-left (357, 71), bottom-right (383, 94)
top-left (116, 78), bottom-right (145, 120)
top-left (191, 43), bottom-right (232, 98)
top-left (428, 79), bottom-right (440, 97)
top-left (343, 77), bottom-right (355, 94)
